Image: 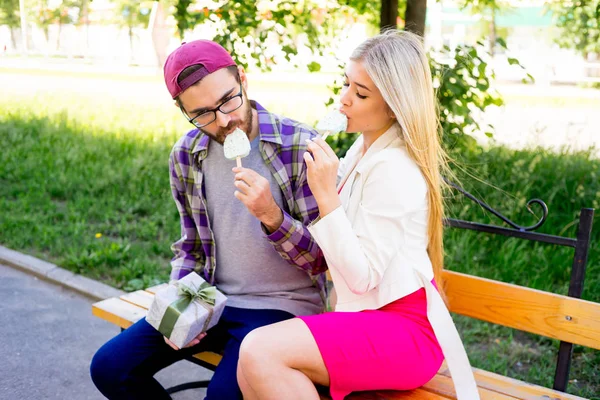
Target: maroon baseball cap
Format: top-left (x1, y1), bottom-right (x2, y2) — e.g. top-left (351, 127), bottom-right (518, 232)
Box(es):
top-left (163, 40), bottom-right (237, 99)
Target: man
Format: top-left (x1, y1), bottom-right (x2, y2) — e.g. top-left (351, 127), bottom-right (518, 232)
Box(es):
top-left (90, 40), bottom-right (327, 400)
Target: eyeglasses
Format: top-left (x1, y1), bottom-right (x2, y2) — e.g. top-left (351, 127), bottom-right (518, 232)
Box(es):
top-left (181, 83), bottom-right (244, 129)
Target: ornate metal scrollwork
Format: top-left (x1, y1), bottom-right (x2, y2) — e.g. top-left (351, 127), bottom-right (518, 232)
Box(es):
top-left (444, 179), bottom-right (548, 232)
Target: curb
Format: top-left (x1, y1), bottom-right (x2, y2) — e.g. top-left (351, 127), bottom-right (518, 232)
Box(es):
top-left (0, 245), bottom-right (125, 301)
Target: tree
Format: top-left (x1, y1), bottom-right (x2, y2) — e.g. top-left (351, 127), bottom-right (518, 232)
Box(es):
top-left (458, 0), bottom-right (512, 56)
top-left (30, 0), bottom-right (82, 49)
top-left (31, 0), bottom-right (55, 44)
top-left (171, 0), bottom-right (356, 71)
top-left (380, 0), bottom-right (398, 32)
top-left (339, 0), bottom-right (381, 28)
top-left (75, 0), bottom-right (91, 49)
top-left (54, 1), bottom-right (75, 50)
top-left (546, 0), bottom-right (600, 60)
top-left (167, 0), bottom-right (530, 147)
top-left (111, 0), bottom-right (153, 60)
top-left (0, 0), bottom-right (20, 49)
top-left (404, 0), bottom-right (426, 37)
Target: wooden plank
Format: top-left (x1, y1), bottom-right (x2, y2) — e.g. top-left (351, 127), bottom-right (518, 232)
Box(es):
top-left (145, 283), bottom-right (168, 294)
top-left (193, 351), bottom-right (222, 366)
top-left (437, 365), bottom-right (587, 400)
top-left (346, 388), bottom-right (450, 399)
top-left (120, 290), bottom-right (154, 310)
top-left (443, 270), bottom-right (600, 350)
top-left (92, 297), bottom-right (147, 329)
top-left (421, 373), bottom-right (515, 399)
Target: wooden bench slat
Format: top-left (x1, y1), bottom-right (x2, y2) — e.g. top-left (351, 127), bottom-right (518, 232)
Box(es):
top-left (437, 366), bottom-right (587, 400)
top-left (145, 283), bottom-right (169, 294)
top-left (443, 270), bottom-right (600, 350)
top-left (346, 388), bottom-right (451, 399)
top-left (348, 376), bottom-right (511, 399)
top-left (92, 297), bottom-right (146, 330)
top-left (120, 290), bottom-right (154, 310)
top-left (193, 351), bottom-right (222, 365)
top-left (421, 373), bottom-right (516, 399)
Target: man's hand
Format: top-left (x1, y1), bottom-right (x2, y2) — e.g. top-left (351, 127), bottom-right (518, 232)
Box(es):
top-left (233, 167), bottom-right (284, 233)
top-left (163, 332), bottom-right (207, 351)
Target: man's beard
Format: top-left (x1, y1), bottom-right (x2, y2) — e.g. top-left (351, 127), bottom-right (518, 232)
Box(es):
top-left (207, 94), bottom-right (253, 145)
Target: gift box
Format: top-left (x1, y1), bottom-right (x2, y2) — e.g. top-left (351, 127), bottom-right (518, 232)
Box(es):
top-left (146, 272), bottom-right (227, 348)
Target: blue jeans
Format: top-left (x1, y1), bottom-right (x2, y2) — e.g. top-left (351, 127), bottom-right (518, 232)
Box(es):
top-left (90, 306), bottom-right (294, 400)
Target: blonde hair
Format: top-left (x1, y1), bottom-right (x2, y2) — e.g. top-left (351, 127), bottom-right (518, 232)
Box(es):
top-left (350, 30), bottom-right (450, 295)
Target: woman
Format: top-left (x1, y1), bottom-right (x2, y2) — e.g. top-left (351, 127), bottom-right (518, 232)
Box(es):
top-left (236, 30), bottom-right (479, 400)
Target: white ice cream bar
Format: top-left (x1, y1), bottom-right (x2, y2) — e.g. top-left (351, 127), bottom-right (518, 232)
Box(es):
top-left (316, 110), bottom-right (348, 134)
top-left (224, 128), bottom-right (251, 160)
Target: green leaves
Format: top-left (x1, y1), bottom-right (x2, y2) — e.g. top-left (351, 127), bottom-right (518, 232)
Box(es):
top-left (432, 40), bottom-right (533, 147)
top-left (430, 43), bottom-right (501, 142)
top-left (170, 0), bottom-right (357, 72)
top-left (112, 0), bottom-right (153, 30)
top-left (546, 0), bottom-right (600, 58)
top-left (0, 0), bottom-right (20, 28)
top-left (307, 61), bottom-right (322, 72)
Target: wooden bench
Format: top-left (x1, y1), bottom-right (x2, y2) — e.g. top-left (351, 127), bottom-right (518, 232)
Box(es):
top-left (92, 197), bottom-right (598, 399)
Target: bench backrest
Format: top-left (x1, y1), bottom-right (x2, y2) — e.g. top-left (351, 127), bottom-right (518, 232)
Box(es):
top-left (443, 270), bottom-right (600, 351)
top-left (443, 181), bottom-right (595, 393)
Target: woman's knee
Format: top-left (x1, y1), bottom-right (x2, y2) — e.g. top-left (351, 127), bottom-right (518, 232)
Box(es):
top-left (239, 326), bottom-right (278, 373)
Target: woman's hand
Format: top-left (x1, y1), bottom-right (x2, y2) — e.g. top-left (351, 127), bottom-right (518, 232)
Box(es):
top-left (303, 137), bottom-right (341, 217)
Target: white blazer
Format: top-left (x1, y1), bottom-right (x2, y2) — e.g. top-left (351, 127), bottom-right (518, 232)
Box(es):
top-left (308, 123), bottom-right (480, 399)
top-left (309, 123), bottom-right (432, 311)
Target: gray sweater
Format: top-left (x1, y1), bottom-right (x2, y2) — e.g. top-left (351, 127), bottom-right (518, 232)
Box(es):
top-left (202, 136), bottom-right (323, 316)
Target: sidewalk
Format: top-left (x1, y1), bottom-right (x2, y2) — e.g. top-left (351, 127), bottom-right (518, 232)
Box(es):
top-left (0, 263), bottom-right (212, 400)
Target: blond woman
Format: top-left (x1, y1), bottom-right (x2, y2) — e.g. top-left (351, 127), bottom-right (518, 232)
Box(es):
top-left (236, 30), bottom-right (479, 400)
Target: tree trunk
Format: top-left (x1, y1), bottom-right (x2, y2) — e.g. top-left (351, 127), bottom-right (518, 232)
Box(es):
top-left (9, 27), bottom-right (17, 50)
top-left (82, 0), bottom-right (90, 50)
top-left (129, 25), bottom-right (134, 63)
top-left (489, 8), bottom-right (496, 57)
top-left (404, 0), bottom-right (427, 38)
top-left (56, 22), bottom-right (62, 51)
top-left (380, 0), bottom-right (398, 32)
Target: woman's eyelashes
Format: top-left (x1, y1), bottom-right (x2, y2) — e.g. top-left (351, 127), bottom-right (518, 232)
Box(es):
top-left (343, 82), bottom-right (367, 99)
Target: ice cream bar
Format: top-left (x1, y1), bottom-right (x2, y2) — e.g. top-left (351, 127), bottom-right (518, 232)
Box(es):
top-left (224, 128), bottom-right (251, 167)
top-left (316, 110), bottom-right (348, 140)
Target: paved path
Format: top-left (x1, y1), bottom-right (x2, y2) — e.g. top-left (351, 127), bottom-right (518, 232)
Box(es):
top-left (0, 264), bottom-right (212, 400)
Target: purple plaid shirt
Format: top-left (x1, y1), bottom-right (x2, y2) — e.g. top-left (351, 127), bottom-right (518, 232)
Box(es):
top-left (168, 101), bottom-right (327, 302)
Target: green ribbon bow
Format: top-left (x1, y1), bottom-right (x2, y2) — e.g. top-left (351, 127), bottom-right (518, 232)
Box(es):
top-left (158, 281), bottom-right (217, 340)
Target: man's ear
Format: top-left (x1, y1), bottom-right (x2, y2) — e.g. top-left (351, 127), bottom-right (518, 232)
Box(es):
top-left (238, 65), bottom-right (248, 91)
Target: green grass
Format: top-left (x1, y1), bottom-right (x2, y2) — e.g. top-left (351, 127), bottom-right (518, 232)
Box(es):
top-left (1, 85), bottom-right (599, 397)
top-left (0, 106), bottom-right (181, 291)
top-left (443, 144), bottom-right (600, 398)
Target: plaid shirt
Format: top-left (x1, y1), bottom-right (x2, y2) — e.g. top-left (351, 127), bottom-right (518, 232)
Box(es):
top-left (168, 101), bottom-right (327, 302)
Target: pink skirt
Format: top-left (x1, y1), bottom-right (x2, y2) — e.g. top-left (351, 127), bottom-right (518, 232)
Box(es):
top-left (298, 286), bottom-right (444, 400)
